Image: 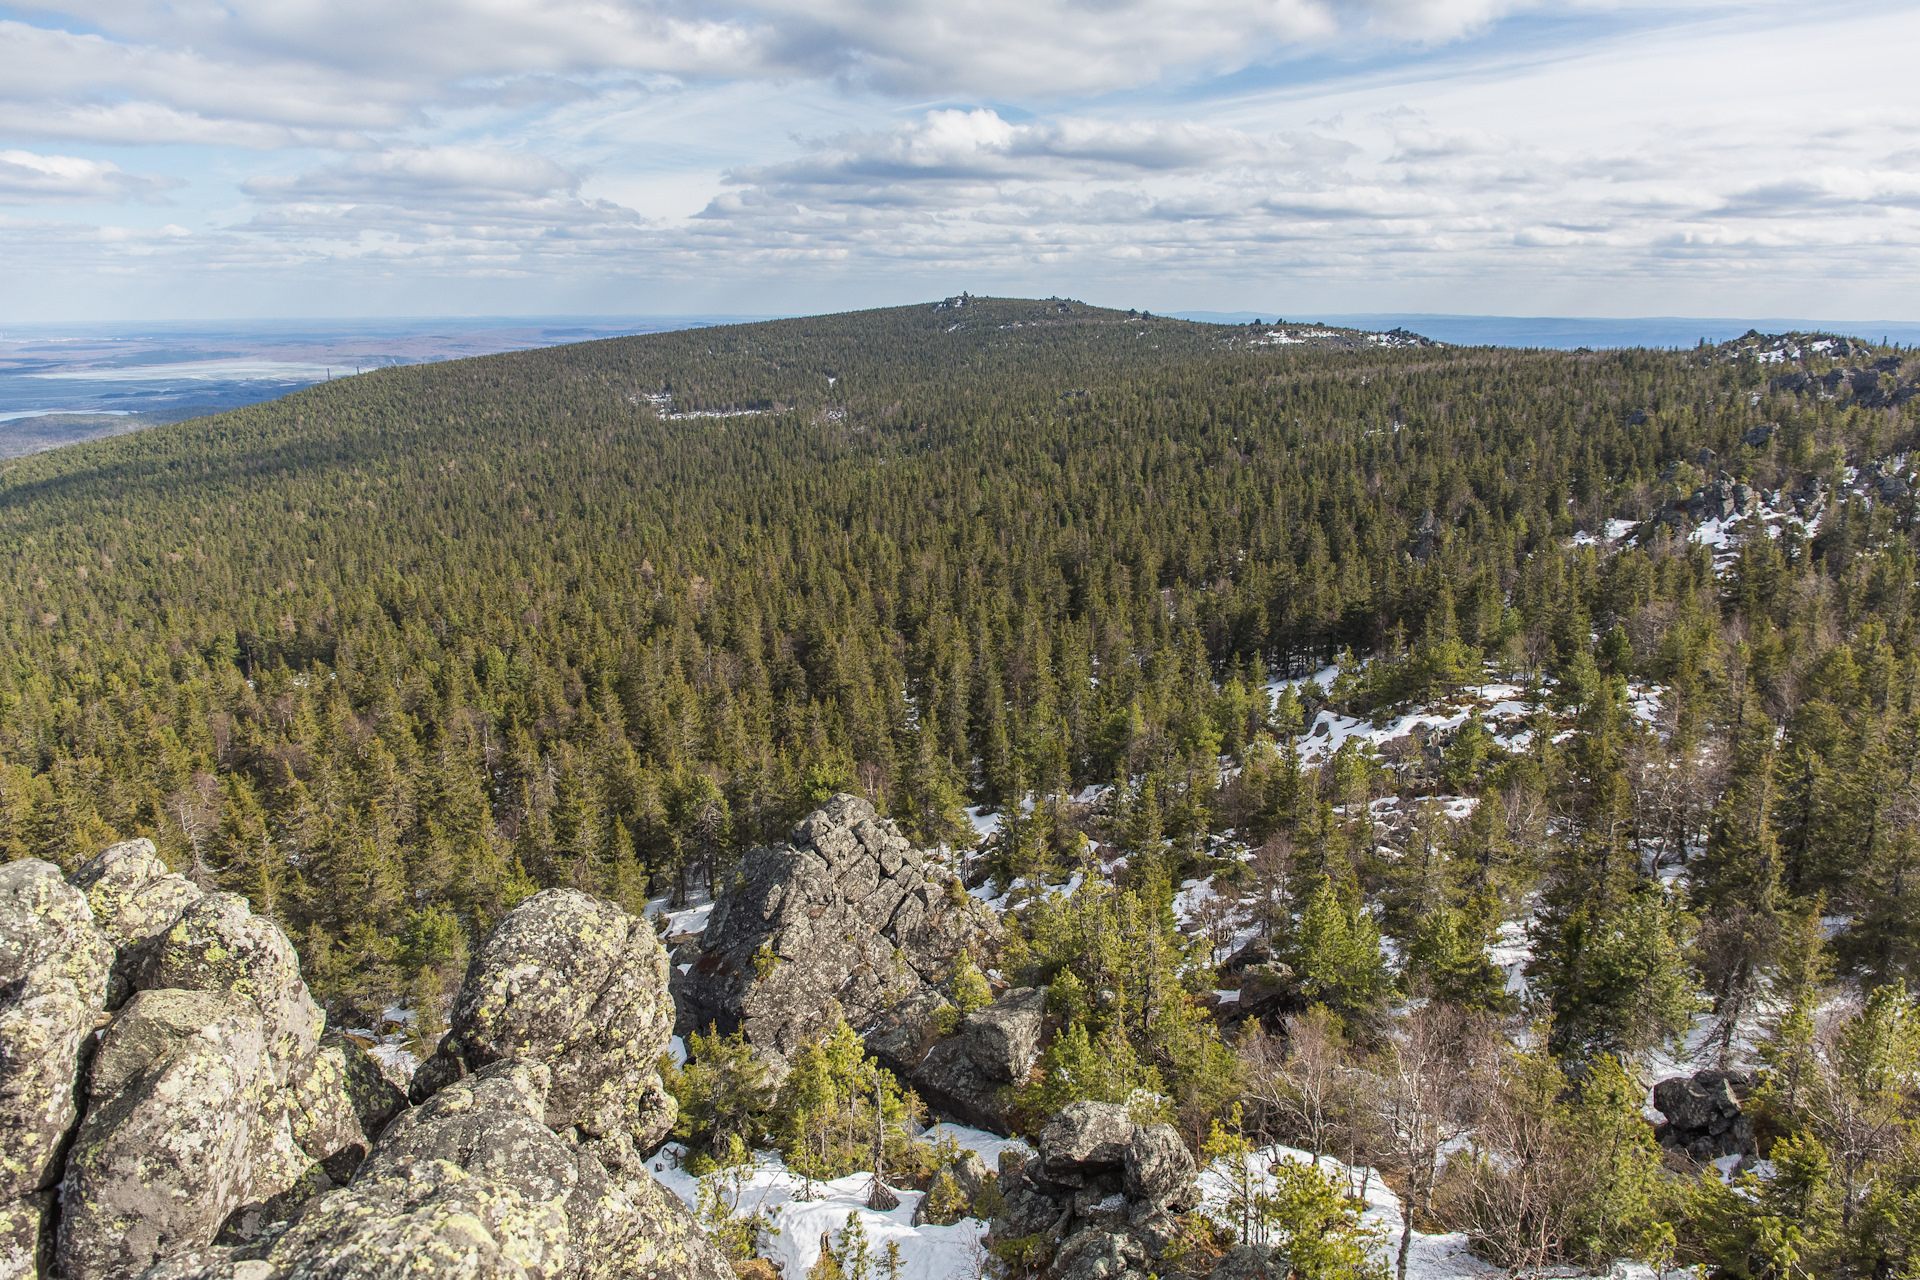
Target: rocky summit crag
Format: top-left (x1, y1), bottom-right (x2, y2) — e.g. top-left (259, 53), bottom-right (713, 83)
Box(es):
top-left (674, 793), bottom-right (998, 1064)
top-left (672, 794), bottom-right (1044, 1130)
top-left (0, 843), bottom-right (729, 1280)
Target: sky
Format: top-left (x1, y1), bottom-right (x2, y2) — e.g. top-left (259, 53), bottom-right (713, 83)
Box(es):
top-left (2, 0), bottom-right (1918, 323)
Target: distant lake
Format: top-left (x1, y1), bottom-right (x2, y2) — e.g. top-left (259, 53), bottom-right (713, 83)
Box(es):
top-left (0, 315), bottom-right (758, 451)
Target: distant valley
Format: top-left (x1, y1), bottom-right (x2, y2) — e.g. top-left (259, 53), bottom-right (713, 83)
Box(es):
top-left (0, 315), bottom-right (758, 457)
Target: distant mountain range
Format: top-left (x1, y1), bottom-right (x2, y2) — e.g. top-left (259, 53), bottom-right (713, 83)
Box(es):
top-left (1174, 312), bottom-right (1920, 350)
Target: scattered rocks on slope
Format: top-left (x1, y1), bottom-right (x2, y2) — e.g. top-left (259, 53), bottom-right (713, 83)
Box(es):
top-left (411, 888), bottom-right (679, 1153)
top-left (0, 861), bottom-right (115, 1280)
top-left (1653, 1069), bottom-right (1756, 1163)
top-left (989, 1101), bottom-right (1197, 1280)
top-left (674, 794), bottom-right (997, 1067)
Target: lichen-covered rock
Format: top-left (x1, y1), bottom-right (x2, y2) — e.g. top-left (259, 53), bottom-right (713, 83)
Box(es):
top-left (863, 987), bottom-right (952, 1079)
top-left (57, 988), bottom-right (294, 1280)
top-left (911, 1038), bottom-right (1010, 1136)
top-left (676, 795), bottom-right (996, 1066)
top-left (71, 838), bottom-right (203, 962)
top-left (144, 1059), bottom-right (733, 1280)
top-left (413, 890), bottom-right (677, 1152)
top-left (907, 984), bottom-right (1048, 1135)
top-left (990, 1105), bottom-right (1200, 1278)
top-left (1050, 1226), bottom-right (1151, 1280)
top-left (285, 1033), bottom-right (409, 1181)
top-left (0, 859), bottom-right (114, 1268)
top-left (963, 986), bottom-right (1046, 1082)
top-left (0, 1192), bottom-right (49, 1280)
top-left (133, 893), bottom-right (323, 1086)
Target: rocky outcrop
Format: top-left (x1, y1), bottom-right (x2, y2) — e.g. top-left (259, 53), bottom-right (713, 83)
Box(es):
top-left (54, 875), bottom-right (394, 1280)
top-left (410, 889), bottom-right (678, 1152)
top-left (148, 1058), bottom-right (732, 1280)
top-left (70, 840), bottom-right (201, 1007)
top-left (1653, 1069), bottom-right (1756, 1163)
top-left (0, 861), bottom-right (115, 1279)
top-left (989, 1101), bottom-right (1197, 1280)
top-left (908, 986), bottom-right (1046, 1134)
top-left (131, 893), bottom-right (322, 1086)
top-left (675, 795), bottom-right (996, 1064)
top-left (8, 839), bottom-right (731, 1280)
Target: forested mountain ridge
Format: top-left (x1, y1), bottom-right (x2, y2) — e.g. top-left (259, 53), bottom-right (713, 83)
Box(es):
top-left (5, 296), bottom-right (1920, 1273)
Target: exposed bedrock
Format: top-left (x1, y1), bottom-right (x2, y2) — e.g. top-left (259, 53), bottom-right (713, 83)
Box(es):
top-left (0, 840), bottom-right (724, 1280)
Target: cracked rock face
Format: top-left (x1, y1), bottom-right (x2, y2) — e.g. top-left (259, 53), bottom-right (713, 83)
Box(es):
top-left (71, 840), bottom-right (203, 1007)
top-left (412, 890), bottom-right (679, 1152)
top-left (675, 794), bottom-right (995, 1062)
top-left (0, 860), bottom-right (115, 1280)
top-left (56, 988), bottom-right (292, 1280)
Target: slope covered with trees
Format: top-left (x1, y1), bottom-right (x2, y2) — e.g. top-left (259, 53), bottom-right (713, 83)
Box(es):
top-left (4, 297), bottom-right (1919, 1275)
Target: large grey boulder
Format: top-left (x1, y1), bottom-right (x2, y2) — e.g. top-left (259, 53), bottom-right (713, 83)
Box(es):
top-left (411, 889), bottom-right (678, 1153)
top-left (143, 1058), bottom-right (733, 1280)
top-left (57, 988), bottom-right (303, 1280)
top-left (286, 1033), bottom-right (409, 1180)
top-left (1039, 1102), bottom-right (1135, 1186)
top-left (963, 986), bottom-right (1046, 1083)
top-left (131, 892), bottom-right (322, 1086)
top-left (1123, 1124), bottom-right (1196, 1220)
top-left (0, 860), bottom-right (114, 1277)
top-left (908, 986), bottom-right (1046, 1135)
top-left (675, 795), bottom-right (995, 1063)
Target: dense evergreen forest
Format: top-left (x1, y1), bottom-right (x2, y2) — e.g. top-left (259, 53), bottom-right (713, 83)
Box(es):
top-left (6, 296), bottom-right (1920, 1276)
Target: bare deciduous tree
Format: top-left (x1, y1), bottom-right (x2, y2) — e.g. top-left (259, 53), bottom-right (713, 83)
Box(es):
top-left (1240, 1008), bottom-right (1355, 1160)
top-left (1361, 1004), bottom-right (1499, 1280)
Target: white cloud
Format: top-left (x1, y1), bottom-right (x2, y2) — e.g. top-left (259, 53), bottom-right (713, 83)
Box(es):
top-left (1, 0), bottom-right (1918, 319)
top-left (245, 148), bottom-right (580, 204)
top-left (0, 150), bottom-right (179, 204)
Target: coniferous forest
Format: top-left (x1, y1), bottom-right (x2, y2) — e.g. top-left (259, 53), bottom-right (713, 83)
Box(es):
top-left (7, 296), bottom-right (1920, 1276)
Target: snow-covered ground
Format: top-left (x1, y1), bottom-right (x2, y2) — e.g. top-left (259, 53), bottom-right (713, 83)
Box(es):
top-left (343, 1004), bottom-right (422, 1086)
top-left (1196, 1144), bottom-right (1498, 1280)
top-left (653, 1124), bottom-right (1028, 1280)
top-left (648, 890), bottom-right (715, 939)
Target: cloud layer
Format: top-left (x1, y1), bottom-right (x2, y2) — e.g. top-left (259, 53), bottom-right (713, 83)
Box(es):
top-left (2, 0), bottom-right (1918, 318)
